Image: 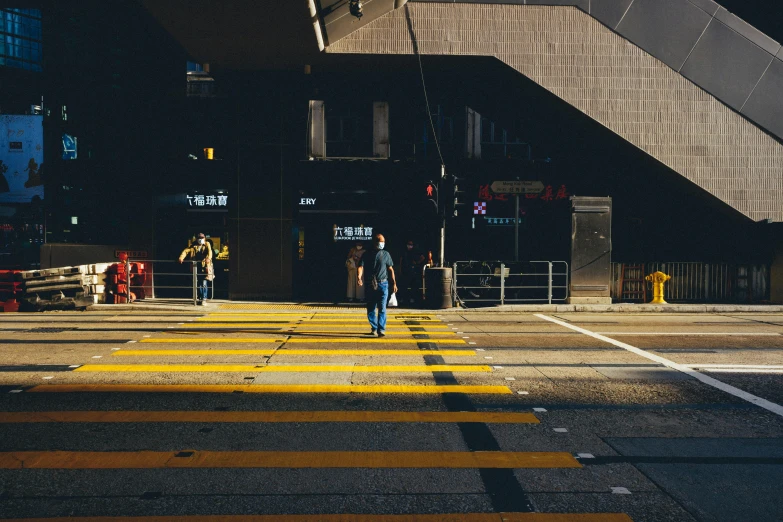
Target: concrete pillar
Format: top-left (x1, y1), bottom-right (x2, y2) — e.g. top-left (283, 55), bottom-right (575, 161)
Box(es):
top-left (771, 229), bottom-right (783, 304)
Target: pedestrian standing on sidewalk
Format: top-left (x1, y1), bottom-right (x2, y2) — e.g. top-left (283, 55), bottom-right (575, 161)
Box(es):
top-left (357, 233), bottom-right (397, 337)
top-left (178, 232), bottom-right (214, 305)
top-left (345, 242), bottom-right (365, 302)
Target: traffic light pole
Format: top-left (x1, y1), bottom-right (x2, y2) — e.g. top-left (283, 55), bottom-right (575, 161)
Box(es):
top-left (514, 194), bottom-right (519, 261)
top-left (439, 164), bottom-right (446, 267)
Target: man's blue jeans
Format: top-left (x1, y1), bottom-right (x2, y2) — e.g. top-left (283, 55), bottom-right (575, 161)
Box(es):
top-left (197, 277), bottom-right (208, 301)
top-left (367, 280), bottom-right (388, 333)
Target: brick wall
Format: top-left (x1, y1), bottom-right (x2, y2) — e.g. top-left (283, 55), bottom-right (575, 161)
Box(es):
top-left (326, 3), bottom-right (783, 222)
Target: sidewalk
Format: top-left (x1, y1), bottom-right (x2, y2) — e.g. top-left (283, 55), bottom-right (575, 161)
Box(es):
top-left (87, 299), bottom-right (783, 313)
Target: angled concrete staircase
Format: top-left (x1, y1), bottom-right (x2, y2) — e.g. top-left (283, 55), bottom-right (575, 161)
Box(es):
top-left (324, 2), bottom-right (783, 222)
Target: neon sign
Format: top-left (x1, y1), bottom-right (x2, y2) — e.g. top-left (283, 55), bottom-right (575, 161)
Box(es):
top-left (478, 184), bottom-right (569, 202)
top-left (186, 193), bottom-right (227, 207)
top-left (333, 224), bottom-right (373, 241)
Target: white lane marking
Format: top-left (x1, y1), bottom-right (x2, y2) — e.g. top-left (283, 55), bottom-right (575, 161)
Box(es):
top-left (595, 332), bottom-right (780, 336)
top-left (143, 335), bottom-right (151, 338)
top-left (91, 356), bottom-right (102, 359)
top-left (702, 369), bottom-right (783, 374)
top-left (462, 337), bottom-right (469, 339)
top-left (469, 342), bottom-right (476, 345)
top-left (68, 365), bottom-right (81, 368)
top-left (111, 348), bottom-right (121, 351)
top-left (533, 407), bottom-right (547, 412)
top-left (8, 389), bottom-right (22, 393)
top-left (517, 391), bottom-right (529, 395)
top-left (484, 356), bottom-right (493, 359)
top-left (553, 428), bottom-right (568, 433)
top-left (611, 487), bottom-right (631, 495)
top-left (577, 453), bottom-right (595, 459)
top-left (536, 314), bottom-right (783, 418)
top-left (504, 377), bottom-right (516, 381)
top-left (126, 341), bottom-right (136, 344)
top-left (493, 366), bottom-right (504, 369)
top-left (476, 349), bottom-right (485, 352)
top-left (683, 364), bottom-right (783, 369)
top-left (42, 376), bottom-right (53, 380)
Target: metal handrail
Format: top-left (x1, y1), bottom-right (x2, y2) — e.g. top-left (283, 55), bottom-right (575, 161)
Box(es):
top-left (119, 258), bottom-right (214, 306)
top-left (453, 260), bottom-right (569, 306)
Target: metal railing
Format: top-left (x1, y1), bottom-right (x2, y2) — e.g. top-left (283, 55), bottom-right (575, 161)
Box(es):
top-left (453, 260), bottom-right (569, 306)
top-left (611, 262), bottom-right (770, 303)
top-left (118, 259), bottom-right (213, 306)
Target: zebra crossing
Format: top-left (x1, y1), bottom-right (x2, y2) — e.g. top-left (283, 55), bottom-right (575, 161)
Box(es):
top-left (0, 307), bottom-right (633, 520)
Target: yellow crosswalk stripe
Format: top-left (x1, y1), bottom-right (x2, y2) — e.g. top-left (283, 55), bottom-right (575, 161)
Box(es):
top-left (113, 349), bottom-right (476, 356)
top-left (0, 450), bottom-right (581, 469)
top-left (143, 338), bottom-right (282, 343)
top-left (283, 325), bottom-right (455, 335)
top-left (140, 338), bottom-right (467, 344)
top-left (180, 325), bottom-right (455, 333)
top-left (0, 514), bottom-right (634, 521)
top-left (73, 364), bottom-right (491, 373)
top-left (27, 384), bottom-right (513, 394)
top-left (0, 411), bottom-right (538, 423)
top-left (195, 319), bottom-right (445, 324)
top-left (208, 312), bottom-right (437, 317)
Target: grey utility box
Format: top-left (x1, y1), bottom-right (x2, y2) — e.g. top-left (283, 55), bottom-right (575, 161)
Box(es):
top-left (569, 196), bottom-right (612, 304)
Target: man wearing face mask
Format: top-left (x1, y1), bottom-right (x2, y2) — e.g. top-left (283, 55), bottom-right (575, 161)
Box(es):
top-left (178, 232), bottom-right (214, 305)
top-left (357, 233), bottom-right (397, 337)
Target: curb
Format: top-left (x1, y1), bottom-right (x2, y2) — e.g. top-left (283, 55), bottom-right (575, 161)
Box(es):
top-left (85, 302), bottom-right (783, 314)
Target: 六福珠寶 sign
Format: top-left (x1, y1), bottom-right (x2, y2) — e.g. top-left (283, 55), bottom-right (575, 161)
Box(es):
top-left (186, 194), bottom-right (227, 207)
top-left (333, 225), bottom-right (373, 241)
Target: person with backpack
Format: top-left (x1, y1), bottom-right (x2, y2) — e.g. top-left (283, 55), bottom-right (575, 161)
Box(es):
top-left (357, 233), bottom-right (397, 337)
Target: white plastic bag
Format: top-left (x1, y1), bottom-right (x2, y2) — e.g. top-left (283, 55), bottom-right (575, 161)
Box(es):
top-left (387, 292), bottom-right (398, 307)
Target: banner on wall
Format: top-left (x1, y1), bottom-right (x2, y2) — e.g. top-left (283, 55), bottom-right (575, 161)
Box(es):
top-left (0, 115), bottom-right (44, 203)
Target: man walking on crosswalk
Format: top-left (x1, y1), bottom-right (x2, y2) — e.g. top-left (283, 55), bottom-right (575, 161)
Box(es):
top-left (357, 233), bottom-right (398, 337)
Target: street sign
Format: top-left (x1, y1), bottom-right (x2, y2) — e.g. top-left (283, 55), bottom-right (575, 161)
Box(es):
top-left (490, 180), bottom-right (544, 194)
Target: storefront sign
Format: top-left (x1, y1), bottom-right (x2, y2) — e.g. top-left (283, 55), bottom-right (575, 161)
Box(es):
top-left (299, 198), bottom-right (317, 205)
top-left (186, 193), bottom-right (227, 207)
top-left (479, 184), bottom-right (568, 203)
top-left (333, 224), bottom-right (373, 241)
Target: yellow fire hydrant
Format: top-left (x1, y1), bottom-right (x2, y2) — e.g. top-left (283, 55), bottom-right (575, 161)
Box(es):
top-left (645, 271), bottom-right (671, 304)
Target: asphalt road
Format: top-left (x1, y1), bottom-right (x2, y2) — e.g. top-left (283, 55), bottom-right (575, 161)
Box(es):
top-left (1, 306), bottom-right (782, 522)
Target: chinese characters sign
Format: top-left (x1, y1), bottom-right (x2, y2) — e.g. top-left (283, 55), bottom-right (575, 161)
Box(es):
top-left (478, 184), bottom-right (568, 203)
top-left (186, 193), bottom-right (228, 208)
top-left (333, 224), bottom-right (373, 241)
